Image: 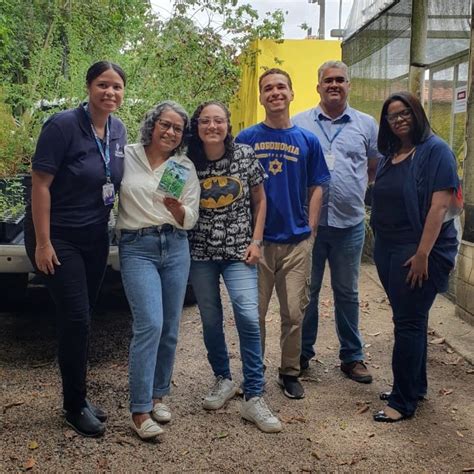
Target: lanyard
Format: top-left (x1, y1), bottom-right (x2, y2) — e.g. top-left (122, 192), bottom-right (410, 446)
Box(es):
top-left (83, 103), bottom-right (112, 182)
top-left (316, 118), bottom-right (347, 149)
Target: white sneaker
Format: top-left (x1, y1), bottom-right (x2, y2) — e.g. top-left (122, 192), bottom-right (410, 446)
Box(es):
top-left (241, 396), bottom-right (282, 433)
top-left (152, 403), bottom-right (171, 423)
top-left (203, 376), bottom-right (237, 410)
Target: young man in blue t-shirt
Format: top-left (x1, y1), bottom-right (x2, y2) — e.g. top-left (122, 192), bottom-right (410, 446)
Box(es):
top-left (236, 68), bottom-right (330, 399)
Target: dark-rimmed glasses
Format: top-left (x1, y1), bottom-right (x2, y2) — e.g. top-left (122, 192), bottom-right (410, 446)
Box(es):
top-left (385, 108), bottom-right (412, 124)
top-left (156, 119), bottom-right (184, 135)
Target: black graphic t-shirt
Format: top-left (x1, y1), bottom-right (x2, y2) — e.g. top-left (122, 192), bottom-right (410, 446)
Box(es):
top-left (189, 142), bottom-right (267, 261)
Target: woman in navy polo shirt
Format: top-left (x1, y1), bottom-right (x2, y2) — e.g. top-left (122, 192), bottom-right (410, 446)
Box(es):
top-left (116, 101), bottom-right (200, 440)
top-left (371, 91), bottom-right (460, 422)
top-left (25, 61), bottom-right (127, 437)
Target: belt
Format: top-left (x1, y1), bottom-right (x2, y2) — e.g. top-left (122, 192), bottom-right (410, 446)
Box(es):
top-left (121, 224), bottom-right (175, 236)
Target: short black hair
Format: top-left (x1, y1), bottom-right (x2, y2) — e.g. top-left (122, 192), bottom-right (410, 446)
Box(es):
top-left (378, 91), bottom-right (431, 155)
top-left (86, 61), bottom-right (126, 87)
top-left (188, 100), bottom-right (233, 171)
top-left (258, 68), bottom-right (293, 92)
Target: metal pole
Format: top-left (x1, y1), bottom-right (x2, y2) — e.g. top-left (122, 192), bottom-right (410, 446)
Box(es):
top-left (339, 0), bottom-right (342, 33)
top-left (319, 0), bottom-right (326, 39)
top-left (408, 0), bottom-right (428, 100)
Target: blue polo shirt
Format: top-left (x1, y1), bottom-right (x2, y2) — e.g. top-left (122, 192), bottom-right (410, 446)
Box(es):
top-left (30, 105), bottom-right (126, 227)
top-left (292, 105), bottom-right (382, 228)
top-left (236, 123), bottom-right (330, 243)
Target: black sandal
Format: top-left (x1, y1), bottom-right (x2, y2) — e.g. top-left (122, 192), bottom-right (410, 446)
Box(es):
top-left (373, 409), bottom-right (413, 423)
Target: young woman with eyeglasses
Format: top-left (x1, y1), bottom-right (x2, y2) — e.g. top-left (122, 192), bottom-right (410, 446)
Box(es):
top-left (370, 91), bottom-right (460, 422)
top-left (186, 101), bottom-right (281, 433)
top-left (116, 101), bottom-right (200, 439)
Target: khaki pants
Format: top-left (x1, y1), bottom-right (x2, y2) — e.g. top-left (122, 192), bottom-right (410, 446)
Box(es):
top-left (258, 237), bottom-right (313, 376)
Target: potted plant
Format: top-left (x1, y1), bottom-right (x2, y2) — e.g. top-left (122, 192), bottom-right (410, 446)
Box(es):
top-left (0, 90), bottom-right (33, 242)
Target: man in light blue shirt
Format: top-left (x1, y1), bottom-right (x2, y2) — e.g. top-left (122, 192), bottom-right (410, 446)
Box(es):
top-left (292, 60), bottom-right (381, 384)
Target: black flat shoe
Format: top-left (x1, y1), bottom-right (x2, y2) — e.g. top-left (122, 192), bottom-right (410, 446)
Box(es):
top-left (86, 399), bottom-right (108, 422)
top-left (65, 407), bottom-right (106, 437)
top-left (373, 409), bottom-right (413, 423)
top-left (379, 391), bottom-right (426, 402)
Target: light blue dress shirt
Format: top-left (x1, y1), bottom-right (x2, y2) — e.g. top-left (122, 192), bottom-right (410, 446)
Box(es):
top-left (292, 105), bottom-right (381, 229)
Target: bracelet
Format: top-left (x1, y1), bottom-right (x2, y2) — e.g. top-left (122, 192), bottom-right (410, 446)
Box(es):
top-left (37, 242), bottom-right (51, 250)
top-left (251, 239), bottom-right (263, 248)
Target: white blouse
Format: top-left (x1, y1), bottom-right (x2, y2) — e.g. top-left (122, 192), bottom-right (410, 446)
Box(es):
top-left (116, 143), bottom-right (200, 230)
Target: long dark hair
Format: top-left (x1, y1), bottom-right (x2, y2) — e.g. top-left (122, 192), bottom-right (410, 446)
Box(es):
top-left (187, 100), bottom-right (234, 171)
top-left (378, 91), bottom-right (431, 155)
top-left (86, 61), bottom-right (126, 87)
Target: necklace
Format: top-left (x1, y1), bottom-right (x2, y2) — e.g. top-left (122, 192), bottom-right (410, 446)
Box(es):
top-left (391, 146), bottom-right (415, 164)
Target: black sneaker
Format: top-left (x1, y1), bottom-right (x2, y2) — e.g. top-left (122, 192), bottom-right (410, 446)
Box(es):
top-left (277, 374), bottom-right (305, 399)
top-left (65, 407), bottom-right (106, 437)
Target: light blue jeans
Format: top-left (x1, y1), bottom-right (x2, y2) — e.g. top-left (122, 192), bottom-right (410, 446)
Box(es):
top-left (302, 220), bottom-right (365, 363)
top-left (119, 226), bottom-right (190, 414)
top-left (189, 260), bottom-right (265, 398)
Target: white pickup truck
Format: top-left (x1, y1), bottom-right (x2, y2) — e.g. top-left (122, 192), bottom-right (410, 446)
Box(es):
top-left (0, 219), bottom-right (122, 305)
top-left (0, 176), bottom-right (195, 305)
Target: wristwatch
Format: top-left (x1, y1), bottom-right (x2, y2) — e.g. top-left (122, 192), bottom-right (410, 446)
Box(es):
top-left (251, 239), bottom-right (263, 248)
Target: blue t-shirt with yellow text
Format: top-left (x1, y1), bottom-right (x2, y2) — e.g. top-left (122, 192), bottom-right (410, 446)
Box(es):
top-left (236, 123), bottom-right (330, 243)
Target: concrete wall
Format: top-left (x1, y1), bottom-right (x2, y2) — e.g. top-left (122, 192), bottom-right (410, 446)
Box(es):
top-left (455, 240), bottom-right (474, 325)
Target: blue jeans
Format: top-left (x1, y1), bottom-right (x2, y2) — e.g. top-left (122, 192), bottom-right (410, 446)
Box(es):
top-left (302, 221), bottom-right (365, 363)
top-left (374, 236), bottom-right (438, 416)
top-left (189, 260), bottom-right (264, 398)
top-left (119, 226), bottom-right (190, 414)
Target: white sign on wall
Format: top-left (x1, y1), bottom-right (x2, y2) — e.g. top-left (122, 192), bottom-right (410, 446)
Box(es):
top-left (454, 86), bottom-right (467, 114)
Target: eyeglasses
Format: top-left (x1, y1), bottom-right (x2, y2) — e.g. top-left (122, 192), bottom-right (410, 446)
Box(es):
top-left (197, 117), bottom-right (227, 126)
top-left (156, 119), bottom-right (185, 135)
top-left (321, 76), bottom-right (348, 85)
top-left (385, 108), bottom-right (412, 124)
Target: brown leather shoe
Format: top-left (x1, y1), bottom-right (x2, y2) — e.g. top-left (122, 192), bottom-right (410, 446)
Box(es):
top-left (340, 361), bottom-right (373, 384)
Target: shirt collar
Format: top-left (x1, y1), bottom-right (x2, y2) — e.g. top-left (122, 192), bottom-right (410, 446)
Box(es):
top-left (314, 104), bottom-right (352, 124)
top-left (77, 103), bottom-right (121, 139)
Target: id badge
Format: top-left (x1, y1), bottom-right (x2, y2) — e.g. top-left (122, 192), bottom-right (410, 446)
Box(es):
top-left (325, 152), bottom-right (336, 171)
top-left (102, 182), bottom-right (115, 206)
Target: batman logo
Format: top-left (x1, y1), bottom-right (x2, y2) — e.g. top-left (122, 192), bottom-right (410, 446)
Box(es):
top-left (200, 176), bottom-right (242, 209)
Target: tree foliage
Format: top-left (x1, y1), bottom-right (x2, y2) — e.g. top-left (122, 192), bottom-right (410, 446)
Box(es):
top-left (0, 0), bottom-right (284, 175)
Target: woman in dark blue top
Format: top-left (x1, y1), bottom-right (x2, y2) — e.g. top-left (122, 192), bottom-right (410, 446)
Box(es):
top-left (24, 61), bottom-right (127, 437)
top-left (371, 91), bottom-right (460, 422)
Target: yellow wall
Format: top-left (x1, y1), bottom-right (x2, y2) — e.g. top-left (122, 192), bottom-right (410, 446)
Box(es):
top-left (230, 39), bottom-right (341, 133)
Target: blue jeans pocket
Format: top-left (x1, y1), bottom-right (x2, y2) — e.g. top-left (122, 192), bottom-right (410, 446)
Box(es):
top-left (120, 232), bottom-right (139, 245)
top-left (175, 229), bottom-right (188, 240)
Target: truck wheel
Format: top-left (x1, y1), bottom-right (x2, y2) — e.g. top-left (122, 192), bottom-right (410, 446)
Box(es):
top-left (0, 273), bottom-right (28, 305)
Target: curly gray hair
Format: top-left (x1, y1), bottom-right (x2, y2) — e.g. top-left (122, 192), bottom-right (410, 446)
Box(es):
top-left (140, 100), bottom-right (189, 154)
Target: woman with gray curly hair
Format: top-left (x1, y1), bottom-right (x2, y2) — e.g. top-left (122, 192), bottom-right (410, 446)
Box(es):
top-left (116, 101), bottom-right (200, 439)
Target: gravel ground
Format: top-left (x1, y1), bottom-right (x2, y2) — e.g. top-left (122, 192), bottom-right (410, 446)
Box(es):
top-left (1, 262), bottom-right (474, 472)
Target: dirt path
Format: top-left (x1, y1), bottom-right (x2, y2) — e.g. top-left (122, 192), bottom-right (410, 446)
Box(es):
top-left (1, 262), bottom-right (473, 472)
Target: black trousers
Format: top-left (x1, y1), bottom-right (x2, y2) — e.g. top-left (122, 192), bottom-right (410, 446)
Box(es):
top-left (373, 236), bottom-right (438, 416)
top-left (25, 221), bottom-right (109, 412)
